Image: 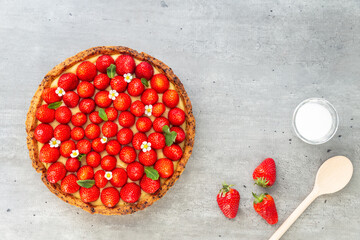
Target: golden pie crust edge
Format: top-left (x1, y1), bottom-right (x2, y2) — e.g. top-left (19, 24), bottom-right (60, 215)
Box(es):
top-left (25, 46), bottom-right (196, 215)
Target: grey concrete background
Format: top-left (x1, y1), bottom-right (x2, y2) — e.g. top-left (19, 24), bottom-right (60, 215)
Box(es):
top-left (0, 0), bottom-right (359, 239)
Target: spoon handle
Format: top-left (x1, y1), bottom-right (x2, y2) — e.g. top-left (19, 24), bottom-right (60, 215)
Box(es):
top-left (269, 189), bottom-right (319, 240)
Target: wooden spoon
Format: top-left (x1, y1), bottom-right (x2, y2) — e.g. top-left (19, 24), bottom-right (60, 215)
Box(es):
top-left (269, 156), bottom-right (353, 240)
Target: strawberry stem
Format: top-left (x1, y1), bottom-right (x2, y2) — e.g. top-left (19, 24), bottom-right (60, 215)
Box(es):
top-left (254, 177), bottom-right (270, 188)
top-left (219, 182), bottom-right (234, 197)
top-left (252, 192), bottom-right (268, 204)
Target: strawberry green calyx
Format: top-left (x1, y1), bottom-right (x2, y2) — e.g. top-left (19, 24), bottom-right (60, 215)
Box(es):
top-left (219, 182), bottom-right (234, 197)
top-left (252, 192), bottom-right (268, 204)
top-left (254, 177), bottom-right (270, 188)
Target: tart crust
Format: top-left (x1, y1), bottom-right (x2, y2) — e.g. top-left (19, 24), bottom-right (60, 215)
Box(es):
top-left (26, 46), bottom-right (195, 215)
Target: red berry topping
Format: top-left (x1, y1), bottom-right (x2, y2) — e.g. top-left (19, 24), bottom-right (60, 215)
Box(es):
top-left (151, 74), bottom-right (169, 93)
top-left (113, 93), bottom-right (131, 111)
top-left (55, 106), bottom-right (72, 124)
top-left (127, 78), bottom-right (145, 96)
top-left (85, 123), bottom-right (101, 140)
top-left (141, 89), bottom-right (158, 105)
top-left (77, 81), bottom-right (95, 98)
top-left (130, 100), bottom-right (145, 117)
top-left (95, 91), bottom-right (112, 108)
top-left (102, 121), bottom-right (118, 138)
top-left (115, 55), bottom-right (136, 75)
top-left (54, 124), bottom-right (71, 142)
top-left (119, 146), bottom-right (136, 164)
top-left (101, 155), bottom-right (117, 171)
top-left (105, 107), bottom-right (118, 121)
top-left (106, 140), bottom-right (121, 155)
top-left (140, 175), bottom-right (160, 194)
top-left (127, 162), bottom-right (145, 181)
top-left (110, 76), bottom-right (127, 92)
top-left (36, 105), bottom-right (55, 123)
top-left (136, 117), bottom-right (152, 132)
top-left (96, 55), bottom-right (115, 73)
top-left (138, 149), bottom-right (157, 166)
top-left (110, 168), bottom-right (128, 187)
top-left (162, 89), bottom-right (179, 108)
top-left (135, 61), bottom-right (154, 80)
top-left (94, 73), bottom-right (110, 90)
top-left (120, 182), bottom-right (141, 203)
top-left (77, 165), bottom-right (94, 180)
top-left (80, 185), bottom-right (100, 203)
top-left (71, 112), bottom-right (87, 127)
top-left (79, 98), bottom-right (95, 114)
top-left (42, 88), bottom-right (62, 104)
top-left (39, 144), bottom-right (60, 163)
top-left (86, 151), bottom-right (101, 168)
top-left (60, 140), bottom-right (76, 158)
top-left (63, 91), bottom-right (79, 108)
top-left (153, 117), bottom-right (170, 133)
top-left (58, 73), bottom-right (79, 91)
top-left (154, 158), bottom-right (174, 178)
top-left (76, 139), bottom-right (92, 154)
top-left (92, 138), bottom-right (106, 152)
top-left (118, 111), bottom-right (135, 128)
top-left (61, 174), bottom-right (80, 194)
top-left (71, 127), bottom-right (85, 141)
top-left (65, 158), bottom-right (81, 172)
top-left (89, 111), bottom-right (103, 124)
top-left (47, 162), bottom-right (67, 184)
top-left (117, 128), bottom-right (133, 145)
top-left (168, 107), bottom-right (185, 126)
top-left (76, 61), bottom-right (97, 82)
top-left (152, 103), bottom-right (166, 117)
top-left (148, 132), bottom-right (166, 149)
top-left (101, 187), bottom-right (120, 207)
top-left (94, 170), bottom-right (108, 188)
top-left (34, 123), bottom-right (53, 143)
top-left (132, 132), bottom-right (147, 150)
top-left (171, 126), bottom-right (185, 143)
top-left (163, 144), bottom-right (183, 161)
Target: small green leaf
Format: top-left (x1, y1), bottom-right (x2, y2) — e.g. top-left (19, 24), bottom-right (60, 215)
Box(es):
top-left (77, 180), bottom-right (95, 188)
top-left (145, 167), bottom-right (159, 180)
top-left (162, 125), bottom-right (177, 146)
top-left (141, 78), bottom-right (149, 87)
top-left (98, 108), bottom-right (108, 121)
top-left (162, 125), bottom-right (170, 134)
top-left (107, 64), bottom-right (116, 78)
top-left (77, 153), bottom-right (86, 161)
top-left (48, 101), bottom-right (62, 109)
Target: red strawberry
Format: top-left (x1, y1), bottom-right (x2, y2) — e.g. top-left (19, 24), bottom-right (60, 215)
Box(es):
top-left (116, 128), bottom-right (133, 145)
top-left (135, 61), bottom-right (154, 80)
top-left (39, 144), bottom-right (60, 163)
top-left (141, 89), bottom-right (158, 105)
top-left (36, 105), bottom-right (55, 123)
top-left (92, 138), bottom-right (106, 152)
top-left (55, 106), bottom-right (72, 124)
top-left (130, 100), bottom-right (145, 117)
top-left (47, 162), bottom-right (67, 183)
top-left (94, 91), bottom-right (112, 108)
top-left (120, 182), bottom-right (141, 203)
top-left (168, 107), bottom-right (185, 126)
top-left (140, 175), bottom-right (160, 194)
top-left (63, 91), bottom-right (79, 108)
top-left (253, 193), bottom-right (278, 224)
top-left (119, 146), bottom-right (136, 164)
top-left (34, 123), bottom-right (53, 143)
top-left (152, 103), bottom-right (166, 117)
top-left (153, 117), bottom-right (170, 133)
top-left (85, 123), bottom-right (100, 140)
top-left (150, 74), bottom-right (169, 93)
top-left (79, 98), bottom-right (95, 114)
top-left (61, 174), bottom-right (80, 193)
top-left (217, 183), bottom-right (240, 219)
top-left (138, 149), bottom-right (157, 166)
top-left (132, 132), bottom-right (147, 150)
top-left (170, 126), bottom-right (185, 143)
top-left (60, 140), bottom-right (76, 157)
top-left (253, 158), bottom-right (276, 187)
top-left (148, 132), bottom-right (165, 149)
top-left (127, 162), bottom-right (144, 181)
top-left (113, 93), bottom-right (131, 111)
top-left (136, 117), bottom-right (152, 132)
top-left (101, 187), bottom-right (120, 207)
top-left (54, 124), bottom-right (71, 142)
top-left (65, 157), bottom-right (80, 172)
top-left (96, 55), bottom-right (115, 73)
top-left (77, 139), bottom-right (92, 154)
top-left (42, 88), bottom-right (62, 104)
top-left (154, 158), bottom-right (174, 178)
top-left (115, 55), bottom-right (136, 75)
top-left (163, 89), bottom-right (179, 108)
top-left (58, 73), bottom-right (79, 91)
top-left (94, 73), bottom-right (110, 90)
top-left (105, 107), bottom-right (118, 121)
top-left (76, 61), bottom-right (97, 81)
top-left (79, 185), bottom-right (100, 203)
top-left (77, 81), bottom-right (95, 98)
top-left (110, 168), bottom-right (128, 187)
top-left (101, 155), bottom-right (117, 171)
top-left (127, 78), bottom-right (145, 96)
top-left (77, 165), bottom-right (94, 180)
top-left (89, 111), bottom-right (103, 124)
top-left (163, 144), bottom-right (183, 161)
top-left (102, 121), bottom-right (118, 138)
top-left (118, 111), bottom-right (135, 128)
top-left (106, 140), bottom-right (121, 155)
top-left (94, 170), bottom-right (108, 188)
top-left (71, 112), bottom-right (87, 127)
top-left (86, 151), bottom-right (101, 168)
top-left (110, 76), bottom-right (127, 92)
top-left (71, 127), bottom-right (85, 141)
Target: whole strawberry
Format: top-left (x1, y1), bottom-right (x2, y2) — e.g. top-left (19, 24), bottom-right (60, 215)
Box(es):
top-left (252, 193), bottom-right (278, 225)
top-left (216, 182), bottom-right (240, 219)
top-left (253, 158), bottom-right (276, 187)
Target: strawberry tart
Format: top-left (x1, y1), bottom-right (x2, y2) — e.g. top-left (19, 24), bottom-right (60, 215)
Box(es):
top-left (26, 46), bottom-right (195, 215)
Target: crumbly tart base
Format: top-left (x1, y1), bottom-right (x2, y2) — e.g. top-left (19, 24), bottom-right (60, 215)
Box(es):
top-left (26, 46), bottom-right (195, 215)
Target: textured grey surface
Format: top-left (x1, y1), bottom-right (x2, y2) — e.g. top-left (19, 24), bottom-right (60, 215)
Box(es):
top-left (0, 0), bottom-right (359, 239)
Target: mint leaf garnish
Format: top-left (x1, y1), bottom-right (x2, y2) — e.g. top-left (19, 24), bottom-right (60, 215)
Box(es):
top-left (77, 180), bottom-right (95, 188)
top-left (107, 64), bottom-right (116, 78)
top-left (145, 167), bottom-right (159, 180)
top-left (77, 153), bottom-right (86, 161)
top-left (98, 108), bottom-right (108, 121)
top-left (162, 125), bottom-right (177, 146)
top-left (141, 78), bottom-right (149, 87)
top-left (48, 101), bottom-right (62, 109)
